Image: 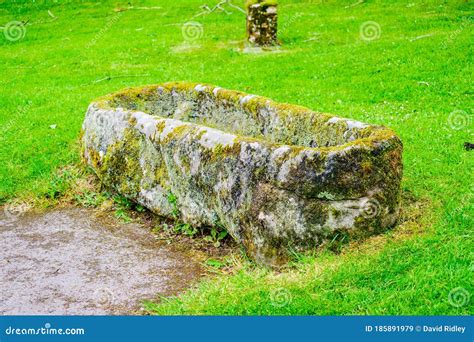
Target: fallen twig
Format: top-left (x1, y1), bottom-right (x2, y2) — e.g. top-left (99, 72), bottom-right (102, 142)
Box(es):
top-left (92, 74), bottom-right (150, 84)
top-left (345, 0), bottom-right (365, 9)
top-left (114, 6), bottom-right (162, 12)
top-left (409, 33), bottom-right (434, 42)
top-left (303, 33), bottom-right (320, 42)
top-left (192, 0), bottom-right (245, 18)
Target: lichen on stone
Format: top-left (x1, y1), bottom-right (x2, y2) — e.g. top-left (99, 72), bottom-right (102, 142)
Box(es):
top-left (82, 82), bottom-right (403, 266)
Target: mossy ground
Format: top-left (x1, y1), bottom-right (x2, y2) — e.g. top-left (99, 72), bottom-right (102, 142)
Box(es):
top-left (0, 0), bottom-right (472, 315)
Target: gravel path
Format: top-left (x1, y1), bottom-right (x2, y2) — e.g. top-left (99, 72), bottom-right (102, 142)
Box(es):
top-left (0, 208), bottom-right (203, 315)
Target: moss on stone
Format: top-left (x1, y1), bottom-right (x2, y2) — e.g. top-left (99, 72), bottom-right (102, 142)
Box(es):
top-left (83, 81), bottom-right (403, 267)
top-left (128, 116), bottom-right (137, 126)
top-left (98, 129), bottom-right (143, 197)
top-left (209, 142), bottom-right (241, 162)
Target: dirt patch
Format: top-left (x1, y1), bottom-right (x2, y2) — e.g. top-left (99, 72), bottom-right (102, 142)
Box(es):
top-left (0, 208), bottom-right (210, 315)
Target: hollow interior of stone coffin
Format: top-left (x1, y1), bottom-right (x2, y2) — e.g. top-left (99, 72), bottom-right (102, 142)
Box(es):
top-left (109, 85), bottom-right (379, 148)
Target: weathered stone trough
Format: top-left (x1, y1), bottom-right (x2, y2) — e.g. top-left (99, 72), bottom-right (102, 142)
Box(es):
top-left (81, 82), bottom-right (403, 266)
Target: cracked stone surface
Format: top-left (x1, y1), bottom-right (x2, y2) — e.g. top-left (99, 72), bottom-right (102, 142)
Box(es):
top-left (0, 208), bottom-right (203, 315)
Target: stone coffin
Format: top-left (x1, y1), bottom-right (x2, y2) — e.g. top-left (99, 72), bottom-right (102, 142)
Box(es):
top-left (81, 82), bottom-right (403, 265)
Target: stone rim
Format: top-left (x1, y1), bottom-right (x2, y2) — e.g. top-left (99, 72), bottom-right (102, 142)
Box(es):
top-left (92, 81), bottom-right (400, 155)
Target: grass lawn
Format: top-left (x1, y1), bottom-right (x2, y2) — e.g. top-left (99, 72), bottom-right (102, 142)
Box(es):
top-left (0, 0), bottom-right (472, 315)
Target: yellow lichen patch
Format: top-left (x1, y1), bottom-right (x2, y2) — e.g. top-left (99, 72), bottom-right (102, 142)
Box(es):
top-left (155, 120), bottom-right (167, 133)
top-left (194, 129), bottom-right (207, 140)
top-left (128, 116), bottom-right (137, 126)
top-left (209, 142), bottom-right (242, 162)
top-left (162, 123), bottom-right (194, 144)
top-left (361, 161), bottom-right (373, 174)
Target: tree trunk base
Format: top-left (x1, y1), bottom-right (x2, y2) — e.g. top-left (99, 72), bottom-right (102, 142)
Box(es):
top-left (246, 2), bottom-right (278, 47)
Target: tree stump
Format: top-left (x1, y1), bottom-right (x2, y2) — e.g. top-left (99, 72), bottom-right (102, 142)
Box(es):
top-left (246, 0), bottom-right (278, 46)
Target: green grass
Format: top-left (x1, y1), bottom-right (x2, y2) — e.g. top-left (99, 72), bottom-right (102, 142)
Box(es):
top-left (1, 0), bottom-right (472, 314)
